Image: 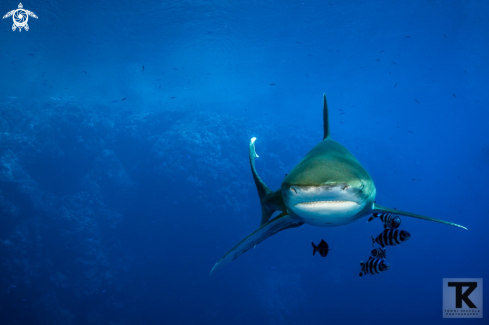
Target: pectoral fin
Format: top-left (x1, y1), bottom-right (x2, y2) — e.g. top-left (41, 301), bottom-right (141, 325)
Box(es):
top-left (249, 138), bottom-right (286, 225)
top-left (373, 203), bottom-right (467, 230)
top-left (210, 213), bottom-right (303, 275)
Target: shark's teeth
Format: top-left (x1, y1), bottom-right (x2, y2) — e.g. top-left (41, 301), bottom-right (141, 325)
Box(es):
top-left (294, 201), bottom-right (360, 213)
top-left (293, 200), bottom-right (362, 221)
top-left (297, 200), bottom-right (354, 205)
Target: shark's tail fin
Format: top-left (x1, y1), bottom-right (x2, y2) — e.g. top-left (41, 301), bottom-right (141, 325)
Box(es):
top-left (249, 138), bottom-right (286, 226)
top-left (372, 203), bottom-right (468, 230)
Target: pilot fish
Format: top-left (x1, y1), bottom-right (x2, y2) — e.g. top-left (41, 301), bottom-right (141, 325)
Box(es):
top-left (371, 247), bottom-right (387, 259)
top-left (368, 212), bottom-right (401, 229)
top-left (372, 229), bottom-right (411, 247)
top-left (359, 257), bottom-right (390, 277)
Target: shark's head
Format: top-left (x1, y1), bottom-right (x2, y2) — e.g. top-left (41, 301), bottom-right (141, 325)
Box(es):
top-left (281, 139), bottom-right (376, 227)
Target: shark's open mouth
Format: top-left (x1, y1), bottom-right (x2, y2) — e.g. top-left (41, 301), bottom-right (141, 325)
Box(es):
top-left (295, 200), bottom-right (359, 209)
top-left (283, 184), bottom-right (370, 226)
top-left (296, 200), bottom-right (357, 205)
top-left (293, 200), bottom-right (361, 217)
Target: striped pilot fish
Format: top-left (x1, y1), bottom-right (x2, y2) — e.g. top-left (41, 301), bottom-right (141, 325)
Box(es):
top-left (368, 212), bottom-right (401, 229)
top-left (371, 247), bottom-right (387, 259)
top-left (359, 256), bottom-right (390, 277)
top-left (372, 228), bottom-right (411, 248)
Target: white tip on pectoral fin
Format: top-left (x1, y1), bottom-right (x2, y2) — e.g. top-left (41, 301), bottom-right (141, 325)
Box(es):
top-left (250, 137), bottom-right (259, 158)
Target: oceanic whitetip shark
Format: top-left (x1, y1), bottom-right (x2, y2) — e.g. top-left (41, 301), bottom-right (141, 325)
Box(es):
top-left (210, 94), bottom-right (467, 275)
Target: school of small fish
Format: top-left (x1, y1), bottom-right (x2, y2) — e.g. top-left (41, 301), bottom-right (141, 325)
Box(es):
top-left (310, 211), bottom-right (409, 278)
top-left (311, 211), bottom-right (410, 277)
top-left (359, 212), bottom-right (410, 277)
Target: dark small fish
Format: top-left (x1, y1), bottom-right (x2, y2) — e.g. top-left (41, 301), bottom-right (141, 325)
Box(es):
top-left (121, 98), bottom-right (127, 100)
top-left (269, 83), bottom-right (276, 85)
top-left (170, 96), bottom-right (176, 99)
top-left (10, 61), bottom-right (15, 64)
top-left (371, 247), bottom-right (387, 259)
top-left (372, 229), bottom-right (411, 248)
top-left (406, 36), bottom-right (411, 38)
top-left (379, 50), bottom-right (385, 53)
top-left (415, 99), bottom-right (420, 104)
top-left (444, 34), bottom-right (447, 37)
top-left (307, 54), bottom-right (313, 57)
top-left (394, 83), bottom-right (397, 87)
top-left (375, 59), bottom-right (380, 61)
top-left (452, 93), bottom-right (456, 97)
top-left (142, 65), bottom-right (144, 71)
top-left (359, 257), bottom-right (390, 277)
top-left (312, 239), bottom-right (331, 257)
top-left (339, 112), bottom-right (345, 115)
top-left (391, 61), bottom-right (397, 65)
top-left (27, 54), bottom-right (35, 56)
top-left (110, 100), bottom-right (118, 103)
top-left (295, 41), bottom-right (302, 44)
top-left (158, 85), bottom-right (161, 89)
top-left (408, 131), bottom-right (414, 134)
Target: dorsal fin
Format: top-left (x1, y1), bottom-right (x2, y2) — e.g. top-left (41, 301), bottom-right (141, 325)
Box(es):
top-left (323, 94), bottom-right (330, 140)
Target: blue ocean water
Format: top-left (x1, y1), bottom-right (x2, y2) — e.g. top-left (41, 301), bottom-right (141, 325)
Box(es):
top-left (0, 0), bottom-right (488, 324)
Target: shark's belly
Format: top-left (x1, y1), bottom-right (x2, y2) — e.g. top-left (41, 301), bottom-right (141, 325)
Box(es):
top-left (289, 201), bottom-right (365, 227)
